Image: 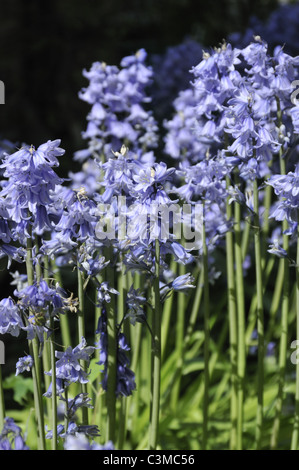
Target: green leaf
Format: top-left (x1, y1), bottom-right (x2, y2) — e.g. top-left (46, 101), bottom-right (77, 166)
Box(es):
top-left (88, 358), bottom-right (103, 385)
top-left (3, 374), bottom-right (34, 405)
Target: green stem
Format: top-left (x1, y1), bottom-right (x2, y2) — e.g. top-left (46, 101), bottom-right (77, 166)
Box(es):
top-left (77, 261), bottom-right (88, 425)
top-left (226, 182), bottom-right (238, 450)
top-left (253, 178), bottom-right (265, 450)
top-left (270, 150), bottom-right (289, 450)
top-left (234, 190), bottom-right (246, 450)
top-left (161, 259), bottom-right (176, 361)
top-left (26, 231), bottom-right (46, 450)
top-left (291, 219), bottom-right (299, 450)
top-left (266, 257), bottom-right (284, 344)
top-left (117, 259), bottom-right (128, 450)
top-left (149, 239), bottom-right (161, 450)
top-left (184, 268), bottom-right (204, 351)
top-left (51, 260), bottom-right (72, 348)
top-left (106, 253), bottom-right (117, 443)
top-left (64, 385), bottom-right (69, 435)
top-left (202, 201), bottom-right (210, 450)
top-left (49, 315), bottom-right (57, 450)
top-left (170, 263), bottom-right (185, 410)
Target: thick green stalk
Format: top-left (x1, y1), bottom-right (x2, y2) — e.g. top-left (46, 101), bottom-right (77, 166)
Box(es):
top-left (266, 258), bottom-right (284, 344)
top-left (234, 192), bottom-right (246, 450)
top-left (105, 255), bottom-right (117, 443)
top-left (225, 181), bottom-right (238, 450)
top-left (49, 315), bottom-right (57, 450)
top-left (253, 178), bottom-right (265, 450)
top-left (77, 262), bottom-right (88, 425)
top-left (126, 273), bottom-right (143, 437)
top-left (117, 260), bottom-right (128, 450)
top-left (291, 219), bottom-right (299, 449)
top-left (161, 259), bottom-right (176, 361)
top-left (51, 260), bottom-right (72, 348)
top-left (270, 151), bottom-right (289, 450)
top-left (202, 202), bottom-right (210, 450)
top-left (149, 239), bottom-right (161, 450)
top-left (36, 237), bottom-right (51, 426)
top-left (64, 385), bottom-right (69, 436)
top-left (43, 254), bottom-right (57, 448)
top-left (26, 232), bottom-right (46, 450)
top-left (170, 262), bottom-right (185, 410)
top-left (183, 268), bottom-right (204, 349)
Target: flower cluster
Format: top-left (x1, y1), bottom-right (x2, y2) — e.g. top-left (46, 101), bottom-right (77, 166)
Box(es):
top-left (44, 337), bottom-right (95, 396)
top-left (267, 163), bottom-right (299, 225)
top-left (76, 49), bottom-right (158, 164)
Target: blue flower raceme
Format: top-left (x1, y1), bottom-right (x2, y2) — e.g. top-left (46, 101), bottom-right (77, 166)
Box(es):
top-left (13, 279), bottom-right (70, 342)
top-left (75, 49), bottom-right (158, 164)
top-left (267, 163), bottom-right (299, 225)
top-left (0, 140), bottom-right (65, 237)
top-left (41, 186), bottom-right (98, 258)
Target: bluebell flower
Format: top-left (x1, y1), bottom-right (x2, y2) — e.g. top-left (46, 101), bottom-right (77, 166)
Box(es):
top-left (176, 154), bottom-right (229, 204)
top-left (13, 278), bottom-right (69, 341)
top-left (0, 297), bottom-right (24, 337)
top-left (9, 270), bottom-right (27, 291)
top-left (14, 279), bottom-right (67, 314)
top-left (96, 282), bottom-right (119, 306)
top-left (133, 161), bottom-right (175, 197)
top-left (45, 337), bottom-right (95, 391)
top-left (125, 286), bottom-right (147, 325)
top-left (0, 244), bottom-right (26, 269)
top-left (268, 240), bottom-right (288, 259)
top-left (16, 355), bottom-right (33, 375)
top-left (64, 393), bottom-right (94, 420)
top-left (172, 273), bottom-right (195, 292)
top-left (54, 189), bottom-right (98, 241)
top-left (267, 163), bottom-right (299, 224)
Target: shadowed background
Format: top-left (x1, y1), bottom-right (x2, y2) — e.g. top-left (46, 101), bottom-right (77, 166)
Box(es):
top-left (0, 0), bottom-right (280, 173)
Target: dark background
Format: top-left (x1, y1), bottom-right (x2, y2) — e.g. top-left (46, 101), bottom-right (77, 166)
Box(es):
top-left (0, 0), bottom-right (280, 175)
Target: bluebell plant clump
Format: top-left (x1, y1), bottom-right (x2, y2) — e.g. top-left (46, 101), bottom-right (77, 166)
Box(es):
top-left (1, 34), bottom-right (299, 452)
